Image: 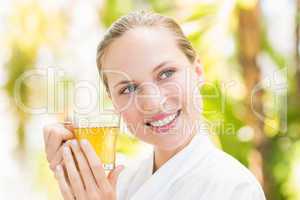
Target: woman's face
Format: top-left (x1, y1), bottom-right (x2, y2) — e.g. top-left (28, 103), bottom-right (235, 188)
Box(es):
top-left (101, 26), bottom-right (203, 151)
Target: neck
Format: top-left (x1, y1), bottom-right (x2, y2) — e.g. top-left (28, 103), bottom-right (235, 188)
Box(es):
top-left (152, 118), bottom-right (204, 173)
top-left (152, 132), bottom-right (198, 173)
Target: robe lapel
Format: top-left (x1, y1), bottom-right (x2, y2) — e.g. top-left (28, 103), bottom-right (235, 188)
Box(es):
top-left (130, 132), bottom-right (214, 200)
top-left (126, 151), bottom-right (154, 198)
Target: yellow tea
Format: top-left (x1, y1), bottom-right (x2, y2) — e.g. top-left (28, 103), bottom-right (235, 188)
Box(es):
top-left (74, 127), bottom-right (119, 170)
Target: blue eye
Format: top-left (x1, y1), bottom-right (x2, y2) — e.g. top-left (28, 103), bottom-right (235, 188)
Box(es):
top-left (159, 69), bottom-right (175, 80)
top-left (120, 84), bottom-right (137, 94)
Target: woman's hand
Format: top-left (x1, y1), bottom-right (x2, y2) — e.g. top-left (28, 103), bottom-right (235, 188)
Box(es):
top-left (54, 139), bottom-right (124, 200)
top-left (43, 122), bottom-right (74, 172)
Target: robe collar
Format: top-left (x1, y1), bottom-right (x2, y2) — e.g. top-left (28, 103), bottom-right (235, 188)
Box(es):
top-left (128, 128), bottom-right (215, 200)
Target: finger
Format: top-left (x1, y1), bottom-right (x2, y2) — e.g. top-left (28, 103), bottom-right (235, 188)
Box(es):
top-left (69, 139), bottom-right (98, 194)
top-left (63, 145), bottom-right (86, 200)
top-left (55, 164), bottom-right (75, 200)
top-left (46, 124), bottom-right (74, 162)
top-left (49, 142), bottom-right (71, 172)
top-left (108, 165), bottom-right (124, 190)
top-left (49, 147), bottom-right (63, 171)
top-left (61, 163), bottom-right (73, 188)
top-left (45, 123), bottom-right (72, 148)
top-left (43, 124), bottom-right (52, 146)
top-left (79, 140), bottom-right (111, 192)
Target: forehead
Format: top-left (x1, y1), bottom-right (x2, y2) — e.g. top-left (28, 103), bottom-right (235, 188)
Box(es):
top-left (101, 26), bottom-right (189, 81)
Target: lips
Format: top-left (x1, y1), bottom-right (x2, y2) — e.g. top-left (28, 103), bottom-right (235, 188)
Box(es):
top-left (145, 109), bottom-right (181, 133)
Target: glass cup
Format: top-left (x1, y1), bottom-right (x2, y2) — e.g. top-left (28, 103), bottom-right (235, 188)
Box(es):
top-left (72, 114), bottom-right (120, 171)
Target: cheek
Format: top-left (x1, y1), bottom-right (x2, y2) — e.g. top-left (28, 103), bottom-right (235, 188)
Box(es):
top-left (113, 94), bottom-right (143, 125)
top-left (176, 75), bottom-right (190, 109)
top-left (121, 109), bottom-right (149, 137)
top-left (121, 107), bottom-right (143, 127)
top-left (177, 72), bottom-right (201, 115)
top-left (112, 94), bottom-right (138, 115)
top-left (112, 95), bottom-right (128, 111)
top-left (187, 77), bottom-right (202, 115)
top-left (122, 109), bottom-right (138, 123)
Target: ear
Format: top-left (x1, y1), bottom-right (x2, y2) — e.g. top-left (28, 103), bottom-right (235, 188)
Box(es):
top-left (194, 57), bottom-right (204, 83)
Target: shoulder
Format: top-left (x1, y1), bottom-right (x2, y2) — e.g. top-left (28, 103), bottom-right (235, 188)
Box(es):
top-left (171, 147), bottom-right (266, 199)
top-left (207, 148), bottom-right (262, 186)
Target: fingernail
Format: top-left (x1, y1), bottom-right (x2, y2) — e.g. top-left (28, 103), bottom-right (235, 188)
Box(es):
top-left (71, 139), bottom-right (78, 147)
top-left (80, 139), bottom-right (88, 146)
top-left (56, 165), bottom-right (61, 172)
top-left (63, 146), bottom-right (69, 155)
top-left (64, 140), bottom-right (71, 147)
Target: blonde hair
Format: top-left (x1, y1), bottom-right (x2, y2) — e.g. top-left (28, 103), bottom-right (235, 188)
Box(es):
top-left (96, 10), bottom-right (197, 94)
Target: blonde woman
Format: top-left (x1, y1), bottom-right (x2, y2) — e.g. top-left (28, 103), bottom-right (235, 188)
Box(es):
top-left (43, 11), bottom-right (266, 200)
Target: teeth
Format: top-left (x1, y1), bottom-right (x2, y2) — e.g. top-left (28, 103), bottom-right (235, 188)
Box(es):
top-left (149, 113), bottom-right (177, 127)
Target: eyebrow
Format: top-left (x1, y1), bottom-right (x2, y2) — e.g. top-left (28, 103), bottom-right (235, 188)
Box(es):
top-left (113, 80), bottom-right (134, 88)
top-left (113, 61), bottom-right (171, 88)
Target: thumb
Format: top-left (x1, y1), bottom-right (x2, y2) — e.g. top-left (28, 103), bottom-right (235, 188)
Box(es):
top-left (108, 165), bottom-right (125, 189)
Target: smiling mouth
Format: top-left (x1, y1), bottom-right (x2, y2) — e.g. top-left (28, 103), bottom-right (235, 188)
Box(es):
top-left (145, 109), bottom-right (181, 128)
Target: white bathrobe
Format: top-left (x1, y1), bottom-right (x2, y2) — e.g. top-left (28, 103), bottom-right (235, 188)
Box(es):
top-left (116, 131), bottom-right (266, 200)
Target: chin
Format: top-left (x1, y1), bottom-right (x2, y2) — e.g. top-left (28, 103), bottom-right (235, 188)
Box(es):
top-left (153, 132), bottom-right (191, 151)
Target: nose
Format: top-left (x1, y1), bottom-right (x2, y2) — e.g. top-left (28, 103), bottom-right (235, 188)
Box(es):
top-left (135, 82), bottom-right (164, 114)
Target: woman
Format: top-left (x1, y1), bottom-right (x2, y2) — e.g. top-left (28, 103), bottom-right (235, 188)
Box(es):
top-left (43, 11), bottom-right (266, 200)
